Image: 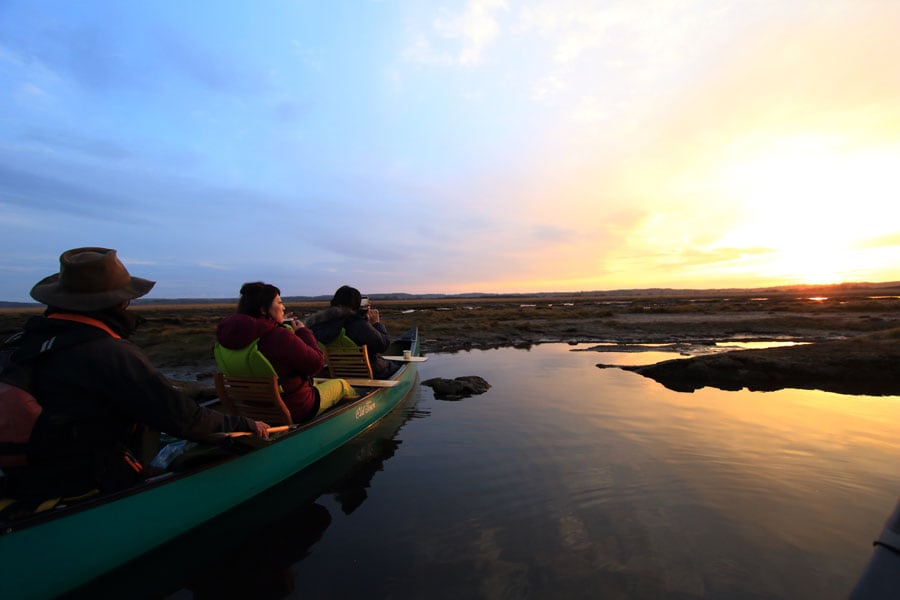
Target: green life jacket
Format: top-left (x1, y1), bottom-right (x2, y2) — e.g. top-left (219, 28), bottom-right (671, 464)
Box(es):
top-left (318, 327), bottom-right (357, 354)
top-left (214, 338), bottom-right (278, 379)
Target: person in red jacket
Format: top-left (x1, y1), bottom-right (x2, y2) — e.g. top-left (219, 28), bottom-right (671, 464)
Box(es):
top-left (216, 282), bottom-right (355, 422)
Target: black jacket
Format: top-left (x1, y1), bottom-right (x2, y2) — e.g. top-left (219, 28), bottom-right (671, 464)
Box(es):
top-left (2, 315), bottom-right (255, 497)
top-left (304, 306), bottom-right (395, 378)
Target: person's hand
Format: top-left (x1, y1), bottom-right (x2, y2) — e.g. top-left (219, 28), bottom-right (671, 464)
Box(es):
top-left (368, 308), bottom-right (380, 324)
top-left (284, 314), bottom-right (303, 329)
top-left (253, 420), bottom-right (271, 439)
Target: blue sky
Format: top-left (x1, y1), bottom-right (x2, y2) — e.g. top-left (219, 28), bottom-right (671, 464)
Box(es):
top-left (2, 0), bottom-right (898, 302)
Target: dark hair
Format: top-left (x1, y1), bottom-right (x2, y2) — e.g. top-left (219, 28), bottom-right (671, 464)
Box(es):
top-left (237, 282), bottom-right (281, 318)
top-left (330, 285), bottom-right (361, 311)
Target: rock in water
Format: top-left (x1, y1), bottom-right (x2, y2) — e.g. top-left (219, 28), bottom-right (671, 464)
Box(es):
top-left (422, 376), bottom-right (491, 400)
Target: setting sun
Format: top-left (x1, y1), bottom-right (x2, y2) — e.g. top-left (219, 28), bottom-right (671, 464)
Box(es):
top-left (709, 135), bottom-right (900, 284)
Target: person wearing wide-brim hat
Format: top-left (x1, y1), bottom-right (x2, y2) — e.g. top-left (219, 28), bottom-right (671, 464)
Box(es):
top-left (29, 246), bottom-right (156, 312)
top-left (1, 247), bottom-right (270, 500)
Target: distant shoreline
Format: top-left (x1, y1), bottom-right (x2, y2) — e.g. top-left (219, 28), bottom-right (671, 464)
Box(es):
top-left (2, 280), bottom-right (898, 309)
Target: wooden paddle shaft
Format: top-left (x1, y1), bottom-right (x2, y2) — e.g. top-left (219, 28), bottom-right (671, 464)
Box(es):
top-left (227, 424), bottom-right (291, 438)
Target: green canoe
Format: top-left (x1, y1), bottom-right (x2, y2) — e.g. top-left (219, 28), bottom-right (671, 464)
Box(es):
top-left (0, 329), bottom-right (421, 600)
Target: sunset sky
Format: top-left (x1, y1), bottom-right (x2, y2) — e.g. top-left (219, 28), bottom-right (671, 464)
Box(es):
top-left (1, 0), bottom-right (898, 301)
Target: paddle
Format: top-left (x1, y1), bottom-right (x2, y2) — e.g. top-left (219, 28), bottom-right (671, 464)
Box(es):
top-left (225, 425), bottom-right (291, 439)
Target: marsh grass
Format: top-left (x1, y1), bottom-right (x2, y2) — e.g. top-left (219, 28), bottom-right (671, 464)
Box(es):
top-left (1, 289), bottom-right (897, 379)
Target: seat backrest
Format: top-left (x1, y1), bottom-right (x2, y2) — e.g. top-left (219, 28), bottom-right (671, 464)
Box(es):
top-left (214, 339), bottom-right (278, 379)
top-left (214, 373), bottom-right (293, 425)
top-left (318, 326), bottom-right (357, 353)
top-left (325, 344), bottom-right (373, 379)
top-left (328, 327), bottom-right (357, 348)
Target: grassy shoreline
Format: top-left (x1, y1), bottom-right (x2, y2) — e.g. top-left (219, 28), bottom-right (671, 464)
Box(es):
top-left (2, 291), bottom-right (898, 398)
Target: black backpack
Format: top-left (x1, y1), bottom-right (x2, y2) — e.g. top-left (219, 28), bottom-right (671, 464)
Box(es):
top-left (0, 326), bottom-right (106, 468)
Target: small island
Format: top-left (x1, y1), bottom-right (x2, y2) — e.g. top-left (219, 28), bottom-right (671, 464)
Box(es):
top-left (618, 327), bottom-right (900, 396)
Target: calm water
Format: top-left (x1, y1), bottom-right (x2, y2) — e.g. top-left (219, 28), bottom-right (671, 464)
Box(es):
top-left (84, 344), bottom-right (900, 599)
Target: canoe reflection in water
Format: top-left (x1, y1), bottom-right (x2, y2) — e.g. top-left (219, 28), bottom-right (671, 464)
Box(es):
top-left (189, 502), bottom-right (332, 598)
top-left (187, 437), bottom-right (405, 599)
top-left (69, 388), bottom-right (425, 600)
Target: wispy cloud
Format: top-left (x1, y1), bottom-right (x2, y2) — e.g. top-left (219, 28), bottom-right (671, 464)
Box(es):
top-left (436, 0), bottom-right (508, 66)
top-left (404, 0), bottom-right (508, 67)
top-left (33, 23), bottom-right (134, 92)
top-left (157, 28), bottom-right (268, 94)
top-left (531, 75), bottom-right (565, 101)
top-left (194, 260), bottom-right (232, 271)
top-left (290, 41), bottom-right (325, 72)
top-left (20, 129), bottom-right (132, 160)
top-left (856, 233), bottom-right (900, 250)
top-left (0, 164), bottom-right (143, 222)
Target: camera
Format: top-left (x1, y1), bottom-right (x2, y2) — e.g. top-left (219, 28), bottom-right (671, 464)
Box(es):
top-left (359, 296), bottom-right (370, 316)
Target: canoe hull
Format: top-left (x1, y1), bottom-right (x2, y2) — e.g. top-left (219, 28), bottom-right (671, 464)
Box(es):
top-left (0, 329), bottom-right (420, 600)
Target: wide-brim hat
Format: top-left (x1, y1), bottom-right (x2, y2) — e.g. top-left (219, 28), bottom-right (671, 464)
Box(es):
top-left (30, 247), bottom-right (156, 311)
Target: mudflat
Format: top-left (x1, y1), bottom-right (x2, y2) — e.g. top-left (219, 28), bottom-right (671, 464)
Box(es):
top-left (2, 283), bottom-right (898, 397)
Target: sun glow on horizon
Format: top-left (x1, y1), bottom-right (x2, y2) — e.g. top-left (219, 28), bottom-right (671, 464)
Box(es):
top-left (702, 135), bottom-right (900, 285)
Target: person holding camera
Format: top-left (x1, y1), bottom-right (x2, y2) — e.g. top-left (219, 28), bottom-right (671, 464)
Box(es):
top-left (304, 285), bottom-right (397, 379)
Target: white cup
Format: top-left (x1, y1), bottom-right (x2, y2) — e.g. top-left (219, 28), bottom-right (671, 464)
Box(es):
top-left (402, 350), bottom-right (412, 360)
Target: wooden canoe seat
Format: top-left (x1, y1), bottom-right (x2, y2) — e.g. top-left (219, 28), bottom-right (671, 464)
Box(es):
top-left (325, 344), bottom-right (374, 379)
top-left (214, 374), bottom-right (293, 426)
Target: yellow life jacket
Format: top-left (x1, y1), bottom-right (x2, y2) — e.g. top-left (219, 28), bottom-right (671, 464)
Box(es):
top-left (318, 326), bottom-right (357, 354)
top-left (214, 338), bottom-right (278, 379)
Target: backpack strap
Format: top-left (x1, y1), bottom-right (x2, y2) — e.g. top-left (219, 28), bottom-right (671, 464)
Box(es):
top-left (47, 314), bottom-right (121, 339)
top-left (4, 315), bottom-right (117, 368)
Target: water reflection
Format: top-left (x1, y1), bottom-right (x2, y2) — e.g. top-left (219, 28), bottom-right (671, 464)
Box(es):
top-left (287, 344), bottom-right (899, 599)
top-left (183, 433), bottom-right (413, 598)
top-left (71, 345), bottom-right (900, 599)
top-left (187, 502), bottom-right (332, 599)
